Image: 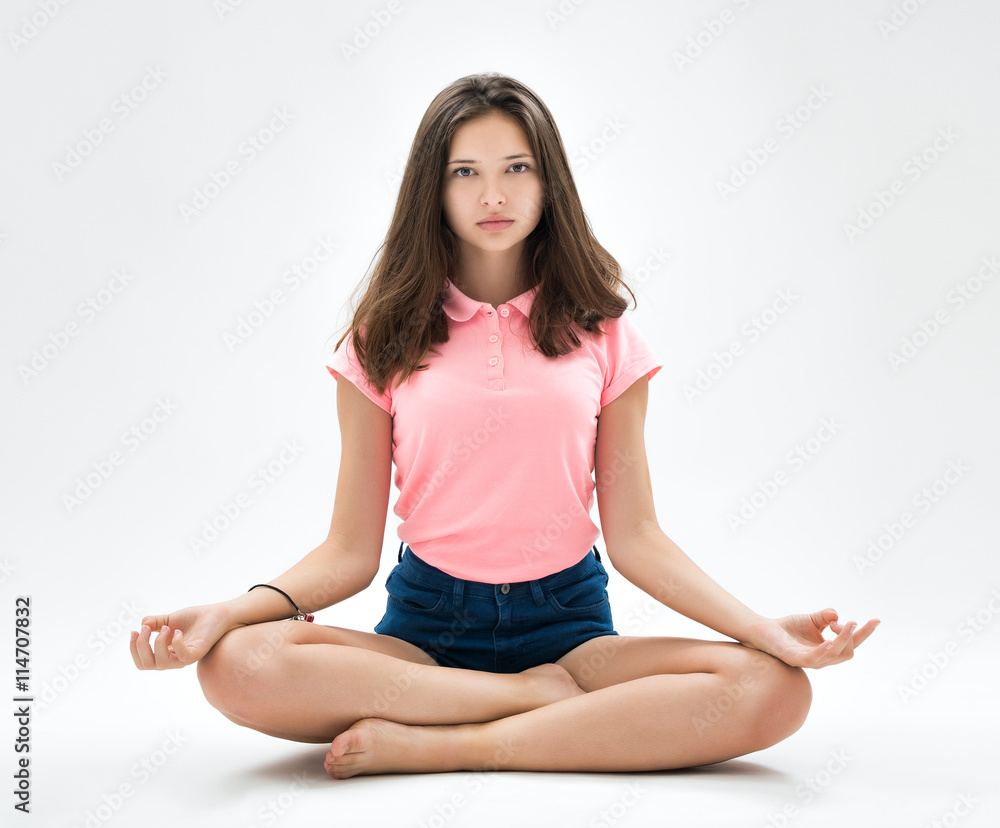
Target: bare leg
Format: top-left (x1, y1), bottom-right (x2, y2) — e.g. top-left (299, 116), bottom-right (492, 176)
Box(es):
top-left (324, 637), bottom-right (813, 777)
top-left (196, 620), bottom-right (584, 743)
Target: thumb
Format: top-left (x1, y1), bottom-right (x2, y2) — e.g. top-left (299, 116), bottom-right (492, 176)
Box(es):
top-left (167, 629), bottom-right (191, 662)
top-left (810, 608), bottom-right (838, 631)
top-left (139, 614), bottom-right (170, 632)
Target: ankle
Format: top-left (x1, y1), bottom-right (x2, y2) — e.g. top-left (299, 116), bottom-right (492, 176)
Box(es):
top-left (464, 722), bottom-right (518, 772)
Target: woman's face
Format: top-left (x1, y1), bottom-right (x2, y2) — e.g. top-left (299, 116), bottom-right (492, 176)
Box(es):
top-left (441, 112), bottom-right (545, 261)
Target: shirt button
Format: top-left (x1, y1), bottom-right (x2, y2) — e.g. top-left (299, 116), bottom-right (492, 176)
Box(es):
top-left (489, 357), bottom-right (499, 366)
top-left (500, 583), bottom-right (510, 594)
top-left (500, 307), bottom-right (510, 317)
top-left (489, 335), bottom-right (499, 343)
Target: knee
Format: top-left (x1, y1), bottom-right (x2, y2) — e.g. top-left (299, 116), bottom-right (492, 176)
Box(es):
top-left (197, 622), bottom-right (295, 722)
top-left (738, 648), bottom-right (812, 748)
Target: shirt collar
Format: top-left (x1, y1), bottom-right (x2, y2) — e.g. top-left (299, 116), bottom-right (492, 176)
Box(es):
top-left (442, 277), bottom-right (541, 322)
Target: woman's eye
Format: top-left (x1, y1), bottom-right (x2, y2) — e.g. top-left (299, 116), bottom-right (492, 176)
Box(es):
top-left (452, 164), bottom-right (530, 177)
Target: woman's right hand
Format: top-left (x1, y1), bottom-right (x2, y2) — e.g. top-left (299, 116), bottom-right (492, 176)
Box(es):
top-left (129, 603), bottom-right (237, 670)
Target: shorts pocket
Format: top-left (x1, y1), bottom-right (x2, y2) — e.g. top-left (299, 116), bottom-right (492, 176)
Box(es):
top-left (385, 569), bottom-right (448, 615)
top-left (545, 564), bottom-right (609, 615)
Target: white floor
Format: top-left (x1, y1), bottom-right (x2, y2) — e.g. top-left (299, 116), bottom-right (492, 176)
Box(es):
top-left (22, 651), bottom-right (1000, 828)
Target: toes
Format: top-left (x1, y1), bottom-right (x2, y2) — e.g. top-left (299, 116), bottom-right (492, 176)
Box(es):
top-left (324, 749), bottom-right (360, 779)
top-left (324, 749), bottom-right (347, 776)
top-left (326, 762), bottom-right (358, 780)
top-left (325, 727), bottom-right (368, 778)
top-left (331, 729), bottom-right (361, 756)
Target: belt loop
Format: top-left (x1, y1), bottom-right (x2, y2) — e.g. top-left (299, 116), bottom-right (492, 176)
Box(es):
top-left (530, 579), bottom-right (546, 607)
top-left (453, 577), bottom-right (465, 613)
top-left (592, 544), bottom-right (602, 563)
top-left (397, 541), bottom-right (405, 564)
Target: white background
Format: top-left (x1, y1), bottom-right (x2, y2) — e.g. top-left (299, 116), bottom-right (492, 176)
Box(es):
top-left (2, 1), bottom-right (998, 826)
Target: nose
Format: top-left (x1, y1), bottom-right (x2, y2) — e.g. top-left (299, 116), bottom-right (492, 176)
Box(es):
top-left (479, 175), bottom-right (506, 206)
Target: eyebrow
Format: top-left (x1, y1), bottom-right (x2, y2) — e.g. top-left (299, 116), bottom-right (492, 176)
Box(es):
top-left (447, 154), bottom-right (534, 165)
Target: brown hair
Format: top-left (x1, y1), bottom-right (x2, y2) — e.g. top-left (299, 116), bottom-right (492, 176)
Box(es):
top-left (331, 72), bottom-right (636, 395)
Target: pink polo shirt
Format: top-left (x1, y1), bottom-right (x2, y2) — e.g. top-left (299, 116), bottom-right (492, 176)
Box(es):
top-left (326, 278), bottom-right (662, 582)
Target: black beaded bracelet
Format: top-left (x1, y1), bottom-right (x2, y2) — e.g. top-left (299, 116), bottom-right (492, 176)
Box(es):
top-left (248, 584), bottom-right (314, 622)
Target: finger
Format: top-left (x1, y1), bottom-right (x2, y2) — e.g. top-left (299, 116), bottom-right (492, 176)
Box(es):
top-left (153, 625), bottom-right (174, 667)
top-left (170, 629), bottom-right (192, 664)
top-left (810, 608), bottom-right (838, 633)
top-left (850, 618), bottom-right (881, 649)
top-left (134, 625), bottom-right (155, 670)
top-left (141, 615), bottom-right (168, 632)
top-left (800, 642), bottom-right (833, 669)
top-left (129, 630), bottom-right (143, 670)
top-left (823, 621), bottom-right (857, 662)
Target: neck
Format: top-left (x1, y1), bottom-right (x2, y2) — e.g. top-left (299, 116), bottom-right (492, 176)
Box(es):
top-left (451, 247), bottom-right (528, 308)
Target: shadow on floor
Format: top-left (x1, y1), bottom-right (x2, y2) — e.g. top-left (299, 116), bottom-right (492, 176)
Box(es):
top-left (230, 750), bottom-right (792, 788)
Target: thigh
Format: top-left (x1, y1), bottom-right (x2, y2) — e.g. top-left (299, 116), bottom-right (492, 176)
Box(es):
top-left (295, 622), bottom-right (441, 666)
top-left (556, 634), bottom-right (778, 692)
top-left (221, 619), bottom-right (440, 667)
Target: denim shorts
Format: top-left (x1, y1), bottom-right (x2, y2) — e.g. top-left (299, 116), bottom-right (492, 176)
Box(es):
top-left (374, 542), bottom-right (619, 673)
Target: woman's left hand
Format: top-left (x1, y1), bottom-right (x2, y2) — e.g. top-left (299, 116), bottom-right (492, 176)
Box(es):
top-left (741, 609), bottom-right (880, 668)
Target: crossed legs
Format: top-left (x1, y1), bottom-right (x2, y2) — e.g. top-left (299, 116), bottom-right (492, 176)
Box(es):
top-left (196, 621), bottom-right (812, 778)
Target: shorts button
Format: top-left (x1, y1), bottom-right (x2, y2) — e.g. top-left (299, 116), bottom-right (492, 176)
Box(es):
top-left (500, 583), bottom-right (510, 594)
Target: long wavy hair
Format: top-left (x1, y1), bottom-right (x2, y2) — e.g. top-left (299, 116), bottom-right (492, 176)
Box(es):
top-left (331, 72), bottom-right (636, 395)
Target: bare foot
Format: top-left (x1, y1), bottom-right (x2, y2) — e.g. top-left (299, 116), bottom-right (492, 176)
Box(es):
top-left (325, 718), bottom-right (482, 779)
top-left (519, 663), bottom-right (584, 709)
top-left (322, 666), bottom-right (579, 778)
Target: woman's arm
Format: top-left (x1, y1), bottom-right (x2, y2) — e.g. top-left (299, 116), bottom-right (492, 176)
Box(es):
top-left (219, 376), bottom-right (393, 626)
top-left (595, 377), bottom-right (878, 667)
top-left (132, 377), bottom-right (392, 669)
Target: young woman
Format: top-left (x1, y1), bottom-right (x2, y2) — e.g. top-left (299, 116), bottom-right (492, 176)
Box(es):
top-left (130, 73), bottom-right (879, 779)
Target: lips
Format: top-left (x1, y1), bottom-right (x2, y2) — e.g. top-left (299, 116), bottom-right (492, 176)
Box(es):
top-left (478, 216), bottom-right (514, 231)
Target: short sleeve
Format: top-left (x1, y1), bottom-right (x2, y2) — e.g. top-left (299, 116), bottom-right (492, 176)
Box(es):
top-left (599, 313), bottom-right (663, 407)
top-left (325, 331), bottom-right (392, 413)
